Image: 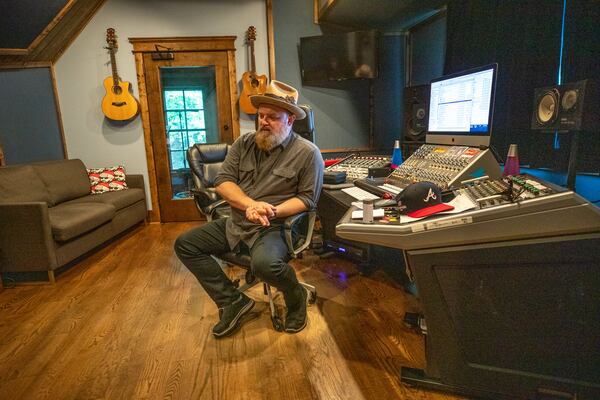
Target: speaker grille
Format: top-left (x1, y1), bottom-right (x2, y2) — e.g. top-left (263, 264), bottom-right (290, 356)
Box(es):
top-left (561, 89), bottom-right (578, 111)
top-left (536, 90), bottom-right (559, 125)
top-left (403, 85), bottom-right (430, 142)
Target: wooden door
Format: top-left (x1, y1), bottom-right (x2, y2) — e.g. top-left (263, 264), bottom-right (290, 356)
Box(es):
top-left (132, 37), bottom-right (239, 222)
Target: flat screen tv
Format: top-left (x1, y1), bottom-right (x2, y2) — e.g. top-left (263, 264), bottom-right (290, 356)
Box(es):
top-left (300, 31), bottom-right (378, 86)
top-left (426, 63), bottom-right (498, 147)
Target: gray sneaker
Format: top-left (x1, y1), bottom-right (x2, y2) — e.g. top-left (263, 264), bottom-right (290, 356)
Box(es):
top-left (212, 293), bottom-right (255, 338)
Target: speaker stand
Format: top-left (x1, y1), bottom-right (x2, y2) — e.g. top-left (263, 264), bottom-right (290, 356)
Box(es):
top-left (566, 130), bottom-right (580, 190)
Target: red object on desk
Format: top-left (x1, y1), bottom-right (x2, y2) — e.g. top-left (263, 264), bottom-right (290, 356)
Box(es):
top-left (324, 158), bottom-right (342, 167)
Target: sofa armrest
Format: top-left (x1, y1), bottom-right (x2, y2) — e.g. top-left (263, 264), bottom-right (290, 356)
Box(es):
top-left (126, 174), bottom-right (146, 193)
top-left (0, 202), bottom-right (57, 272)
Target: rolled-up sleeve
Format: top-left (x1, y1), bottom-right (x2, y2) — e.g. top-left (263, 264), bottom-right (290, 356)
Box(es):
top-left (296, 148), bottom-right (324, 210)
top-left (214, 138), bottom-right (242, 187)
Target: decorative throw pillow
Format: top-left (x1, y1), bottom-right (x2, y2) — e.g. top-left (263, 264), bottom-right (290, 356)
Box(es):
top-left (87, 165), bottom-right (128, 194)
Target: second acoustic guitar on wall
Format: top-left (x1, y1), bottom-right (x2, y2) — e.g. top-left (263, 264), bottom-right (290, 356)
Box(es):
top-left (101, 27), bottom-right (139, 121)
top-left (239, 26), bottom-right (268, 115)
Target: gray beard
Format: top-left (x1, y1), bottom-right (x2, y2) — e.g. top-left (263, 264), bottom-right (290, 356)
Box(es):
top-left (255, 127), bottom-right (289, 151)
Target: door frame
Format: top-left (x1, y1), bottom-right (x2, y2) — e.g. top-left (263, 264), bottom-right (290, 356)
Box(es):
top-left (130, 36), bottom-right (240, 222)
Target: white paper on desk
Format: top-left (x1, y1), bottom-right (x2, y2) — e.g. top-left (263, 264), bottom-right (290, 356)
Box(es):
top-left (352, 208), bottom-right (385, 219)
top-left (398, 193), bottom-right (477, 224)
top-left (438, 193), bottom-right (477, 214)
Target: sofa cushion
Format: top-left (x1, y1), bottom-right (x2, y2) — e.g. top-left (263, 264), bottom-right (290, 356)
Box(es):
top-left (64, 188), bottom-right (145, 211)
top-left (32, 159), bottom-right (91, 206)
top-left (0, 165), bottom-right (51, 204)
top-left (48, 202), bottom-right (116, 242)
top-left (87, 165), bottom-right (129, 194)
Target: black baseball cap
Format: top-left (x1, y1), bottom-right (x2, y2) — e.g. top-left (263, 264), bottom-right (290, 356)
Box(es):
top-left (395, 181), bottom-right (454, 218)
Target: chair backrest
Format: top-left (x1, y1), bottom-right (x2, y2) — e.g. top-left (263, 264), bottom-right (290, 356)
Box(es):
top-left (292, 104), bottom-right (315, 142)
top-left (186, 143), bottom-right (230, 215)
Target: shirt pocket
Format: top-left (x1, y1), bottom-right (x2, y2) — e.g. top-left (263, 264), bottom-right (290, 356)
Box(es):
top-left (272, 167), bottom-right (297, 186)
top-left (238, 159), bottom-right (256, 193)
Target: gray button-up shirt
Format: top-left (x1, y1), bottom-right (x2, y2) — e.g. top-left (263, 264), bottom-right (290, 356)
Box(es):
top-left (214, 131), bottom-right (324, 250)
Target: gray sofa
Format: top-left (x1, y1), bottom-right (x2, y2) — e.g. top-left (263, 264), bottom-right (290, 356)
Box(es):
top-left (0, 159), bottom-right (147, 282)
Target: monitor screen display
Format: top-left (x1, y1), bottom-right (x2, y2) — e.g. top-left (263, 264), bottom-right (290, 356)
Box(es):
top-left (300, 31), bottom-right (378, 86)
top-left (426, 63), bottom-right (498, 147)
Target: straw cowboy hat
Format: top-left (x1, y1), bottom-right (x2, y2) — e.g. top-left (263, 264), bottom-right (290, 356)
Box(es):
top-left (250, 80), bottom-right (306, 119)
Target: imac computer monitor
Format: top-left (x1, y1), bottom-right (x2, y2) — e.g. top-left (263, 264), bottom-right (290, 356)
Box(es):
top-left (426, 63), bottom-right (498, 147)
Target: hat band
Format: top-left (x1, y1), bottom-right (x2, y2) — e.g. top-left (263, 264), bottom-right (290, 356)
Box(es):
top-left (263, 93), bottom-right (298, 105)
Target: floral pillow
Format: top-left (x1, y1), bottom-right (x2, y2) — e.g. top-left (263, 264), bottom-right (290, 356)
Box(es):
top-left (87, 165), bottom-right (128, 194)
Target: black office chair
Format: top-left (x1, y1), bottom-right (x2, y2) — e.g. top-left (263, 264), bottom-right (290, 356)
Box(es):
top-left (292, 104), bottom-right (316, 142)
top-left (187, 143), bottom-right (231, 221)
top-left (186, 142), bottom-right (317, 331)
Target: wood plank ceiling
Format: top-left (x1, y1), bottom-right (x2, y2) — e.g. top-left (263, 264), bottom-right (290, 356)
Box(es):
top-left (0, 0), bottom-right (107, 66)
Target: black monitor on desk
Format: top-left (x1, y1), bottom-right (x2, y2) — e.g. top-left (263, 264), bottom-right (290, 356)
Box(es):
top-left (426, 63), bottom-right (498, 147)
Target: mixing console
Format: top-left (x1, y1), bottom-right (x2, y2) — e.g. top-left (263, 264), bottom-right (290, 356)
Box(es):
top-left (459, 174), bottom-right (556, 209)
top-left (336, 174), bottom-right (599, 251)
top-left (386, 144), bottom-right (500, 189)
top-left (326, 154), bottom-right (391, 181)
top-left (336, 173), bottom-right (600, 400)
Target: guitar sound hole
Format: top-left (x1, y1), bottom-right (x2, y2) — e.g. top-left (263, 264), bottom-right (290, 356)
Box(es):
top-left (112, 86), bottom-right (123, 95)
top-left (251, 79), bottom-right (259, 88)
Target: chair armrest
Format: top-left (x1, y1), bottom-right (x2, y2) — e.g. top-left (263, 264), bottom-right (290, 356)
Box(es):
top-left (205, 199), bottom-right (229, 218)
top-left (0, 202), bottom-right (57, 272)
top-left (283, 211), bottom-right (316, 258)
top-left (126, 174), bottom-right (146, 192)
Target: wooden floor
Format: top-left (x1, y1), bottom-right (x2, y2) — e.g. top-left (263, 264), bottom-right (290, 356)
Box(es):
top-left (0, 223), bottom-right (466, 400)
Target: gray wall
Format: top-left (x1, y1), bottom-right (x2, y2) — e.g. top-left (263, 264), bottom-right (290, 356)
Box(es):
top-left (0, 67), bottom-right (65, 164)
top-left (273, 0), bottom-right (403, 151)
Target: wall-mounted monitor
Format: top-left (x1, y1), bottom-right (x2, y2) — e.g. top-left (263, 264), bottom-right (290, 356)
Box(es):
top-left (426, 63), bottom-right (498, 147)
top-left (299, 31), bottom-right (378, 86)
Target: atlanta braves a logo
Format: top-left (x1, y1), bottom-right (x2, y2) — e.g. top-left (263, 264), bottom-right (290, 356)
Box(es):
top-left (423, 188), bottom-right (437, 203)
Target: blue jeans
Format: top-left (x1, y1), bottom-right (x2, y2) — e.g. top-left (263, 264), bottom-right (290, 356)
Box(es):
top-left (174, 218), bottom-right (299, 308)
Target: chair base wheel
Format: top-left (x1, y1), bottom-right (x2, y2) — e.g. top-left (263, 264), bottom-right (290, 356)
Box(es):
top-left (271, 315), bottom-right (284, 331)
top-left (307, 289), bottom-right (317, 304)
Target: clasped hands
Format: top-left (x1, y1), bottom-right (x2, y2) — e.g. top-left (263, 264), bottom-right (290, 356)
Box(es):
top-left (245, 201), bottom-right (277, 226)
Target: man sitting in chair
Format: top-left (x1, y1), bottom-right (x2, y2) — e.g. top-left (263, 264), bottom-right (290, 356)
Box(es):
top-left (174, 80), bottom-right (324, 338)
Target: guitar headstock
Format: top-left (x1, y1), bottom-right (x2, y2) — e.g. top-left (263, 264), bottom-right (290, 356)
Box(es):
top-left (106, 27), bottom-right (118, 50)
top-left (246, 26), bottom-right (256, 43)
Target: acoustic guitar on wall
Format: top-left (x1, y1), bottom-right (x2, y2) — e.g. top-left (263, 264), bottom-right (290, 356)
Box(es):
top-left (101, 28), bottom-right (139, 121)
top-left (239, 26), bottom-right (268, 115)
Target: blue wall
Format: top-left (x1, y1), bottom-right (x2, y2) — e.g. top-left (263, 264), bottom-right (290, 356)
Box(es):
top-left (521, 168), bottom-right (600, 204)
top-left (0, 68), bottom-right (65, 164)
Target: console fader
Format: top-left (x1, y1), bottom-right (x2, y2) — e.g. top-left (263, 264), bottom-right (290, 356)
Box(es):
top-left (326, 154), bottom-right (391, 181)
top-left (386, 144), bottom-right (501, 190)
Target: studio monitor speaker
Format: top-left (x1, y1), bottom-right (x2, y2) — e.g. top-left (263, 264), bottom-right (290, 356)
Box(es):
top-left (531, 80), bottom-right (600, 132)
top-left (404, 84), bottom-right (430, 142)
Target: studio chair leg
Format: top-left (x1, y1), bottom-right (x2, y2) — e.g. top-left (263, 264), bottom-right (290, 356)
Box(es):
top-left (299, 282), bottom-right (317, 304)
top-left (264, 284), bottom-right (284, 331)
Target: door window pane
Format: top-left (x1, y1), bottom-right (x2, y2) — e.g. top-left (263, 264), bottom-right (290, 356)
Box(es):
top-left (185, 111), bottom-right (205, 130)
top-left (166, 111), bottom-right (183, 131)
top-left (164, 91), bottom-right (185, 109)
top-left (185, 91), bottom-right (203, 109)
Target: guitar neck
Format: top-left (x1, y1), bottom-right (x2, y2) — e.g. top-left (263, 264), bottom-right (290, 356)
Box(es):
top-left (249, 41), bottom-right (256, 73)
top-left (109, 48), bottom-right (119, 83)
